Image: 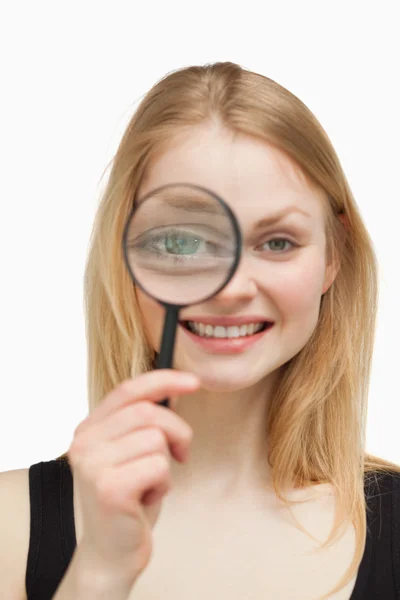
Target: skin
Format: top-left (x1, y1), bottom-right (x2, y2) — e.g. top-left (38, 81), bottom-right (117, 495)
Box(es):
top-left (134, 121), bottom-right (340, 500)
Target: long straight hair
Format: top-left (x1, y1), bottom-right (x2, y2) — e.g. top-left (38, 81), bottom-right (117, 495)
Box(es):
top-left (59, 62), bottom-right (400, 598)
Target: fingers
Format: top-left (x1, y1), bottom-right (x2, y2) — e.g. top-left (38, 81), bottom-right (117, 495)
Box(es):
top-left (75, 402), bottom-right (193, 465)
top-left (74, 370), bottom-right (200, 435)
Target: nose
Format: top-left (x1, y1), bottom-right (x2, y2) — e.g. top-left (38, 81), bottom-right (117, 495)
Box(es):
top-left (213, 254), bottom-right (258, 303)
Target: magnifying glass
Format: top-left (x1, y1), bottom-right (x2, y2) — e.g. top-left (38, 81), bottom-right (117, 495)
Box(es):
top-left (122, 183), bottom-right (242, 408)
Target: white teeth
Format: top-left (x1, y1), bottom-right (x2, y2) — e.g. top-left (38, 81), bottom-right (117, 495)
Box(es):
top-left (213, 326), bottom-right (225, 338)
top-left (239, 324), bottom-right (248, 336)
top-left (227, 326), bottom-right (240, 338)
top-left (205, 324), bottom-right (213, 337)
top-left (187, 321), bottom-right (267, 338)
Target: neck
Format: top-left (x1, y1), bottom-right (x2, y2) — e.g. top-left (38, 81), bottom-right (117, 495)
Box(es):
top-left (169, 373), bottom-right (279, 499)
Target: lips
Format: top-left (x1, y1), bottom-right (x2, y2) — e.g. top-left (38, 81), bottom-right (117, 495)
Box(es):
top-left (179, 319), bottom-right (274, 353)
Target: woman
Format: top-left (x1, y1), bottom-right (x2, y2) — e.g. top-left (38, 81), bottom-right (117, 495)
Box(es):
top-left (1, 62), bottom-right (399, 600)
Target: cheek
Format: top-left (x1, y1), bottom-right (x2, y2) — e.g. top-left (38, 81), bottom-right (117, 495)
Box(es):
top-left (135, 288), bottom-right (165, 350)
top-left (267, 257), bottom-right (326, 320)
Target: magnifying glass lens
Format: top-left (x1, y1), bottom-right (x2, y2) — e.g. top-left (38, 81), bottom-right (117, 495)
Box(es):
top-left (124, 185), bottom-right (239, 305)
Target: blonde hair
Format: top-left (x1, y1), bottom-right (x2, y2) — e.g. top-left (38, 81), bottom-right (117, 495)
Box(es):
top-left (58, 62), bottom-right (400, 598)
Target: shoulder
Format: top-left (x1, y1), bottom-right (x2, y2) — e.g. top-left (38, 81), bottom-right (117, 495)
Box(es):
top-left (364, 468), bottom-right (400, 491)
top-left (0, 468), bottom-right (30, 600)
top-left (363, 469), bottom-right (400, 527)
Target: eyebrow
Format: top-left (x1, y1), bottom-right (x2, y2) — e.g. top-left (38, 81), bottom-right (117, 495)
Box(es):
top-left (137, 193), bottom-right (227, 216)
top-left (166, 197), bottom-right (227, 216)
top-left (254, 206), bottom-right (311, 229)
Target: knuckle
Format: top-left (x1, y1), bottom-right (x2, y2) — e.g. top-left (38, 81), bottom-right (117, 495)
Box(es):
top-left (134, 401), bottom-right (156, 422)
top-left (117, 379), bottom-right (134, 396)
top-left (68, 435), bottom-right (87, 461)
top-left (153, 453), bottom-right (169, 474)
top-left (148, 428), bottom-right (167, 451)
top-left (73, 418), bottom-right (90, 438)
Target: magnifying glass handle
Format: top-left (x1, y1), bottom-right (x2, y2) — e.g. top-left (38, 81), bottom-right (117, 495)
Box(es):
top-left (156, 305), bottom-right (179, 408)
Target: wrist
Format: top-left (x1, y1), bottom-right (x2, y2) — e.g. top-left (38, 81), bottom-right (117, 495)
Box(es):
top-left (72, 544), bottom-right (139, 599)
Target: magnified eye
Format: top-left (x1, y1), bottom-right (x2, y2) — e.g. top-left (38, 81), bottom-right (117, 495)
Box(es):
top-left (162, 231), bottom-right (203, 255)
top-left (129, 225), bottom-right (233, 266)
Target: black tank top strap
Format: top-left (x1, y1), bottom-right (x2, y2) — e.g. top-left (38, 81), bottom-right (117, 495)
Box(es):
top-left (351, 470), bottom-right (400, 599)
top-left (391, 471), bottom-right (400, 596)
top-left (25, 457), bottom-right (76, 599)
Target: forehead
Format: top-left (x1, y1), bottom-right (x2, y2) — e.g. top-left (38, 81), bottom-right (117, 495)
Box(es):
top-left (138, 124), bottom-right (326, 223)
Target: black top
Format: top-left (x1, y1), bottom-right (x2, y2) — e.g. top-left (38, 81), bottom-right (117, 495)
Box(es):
top-left (25, 457), bottom-right (400, 599)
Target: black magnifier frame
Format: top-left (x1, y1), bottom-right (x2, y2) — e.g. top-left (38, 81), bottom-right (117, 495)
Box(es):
top-left (122, 182), bottom-right (242, 408)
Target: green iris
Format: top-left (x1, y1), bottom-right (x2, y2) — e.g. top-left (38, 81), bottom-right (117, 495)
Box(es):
top-left (165, 233), bottom-right (201, 255)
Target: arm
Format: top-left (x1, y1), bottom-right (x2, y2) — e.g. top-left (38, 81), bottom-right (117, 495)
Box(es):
top-left (0, 468), bottom-right (30, 600)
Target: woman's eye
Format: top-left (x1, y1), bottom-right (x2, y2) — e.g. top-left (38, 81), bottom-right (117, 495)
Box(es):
top-left (257, 237), bottom-right (298, 253)
top-left (130, 227), bottom-right (232, 262)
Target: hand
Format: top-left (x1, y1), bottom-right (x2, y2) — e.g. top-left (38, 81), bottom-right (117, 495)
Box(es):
top-left (67, 370), bottom-right (200, 582)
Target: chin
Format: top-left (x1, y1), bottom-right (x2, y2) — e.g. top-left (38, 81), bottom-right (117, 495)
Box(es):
top-left (198, 378), bottom-right (257, 393)
top-left (177, 359), bottom-right (273, 392)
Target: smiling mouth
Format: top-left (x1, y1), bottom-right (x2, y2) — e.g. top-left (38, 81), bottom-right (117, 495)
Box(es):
top-left (180, 321), bottom-right (272, 338)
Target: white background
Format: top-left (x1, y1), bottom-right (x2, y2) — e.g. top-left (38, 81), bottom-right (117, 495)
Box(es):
top-left (0, 1), bottom-right (398, 472)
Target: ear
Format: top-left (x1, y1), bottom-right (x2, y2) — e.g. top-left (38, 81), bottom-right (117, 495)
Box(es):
top-left (337, 212), bottom-right (349, 230)
top-left (322, 262), bottom-right (340, 295)
top-left (322, 212), bottom-right (348, 294)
